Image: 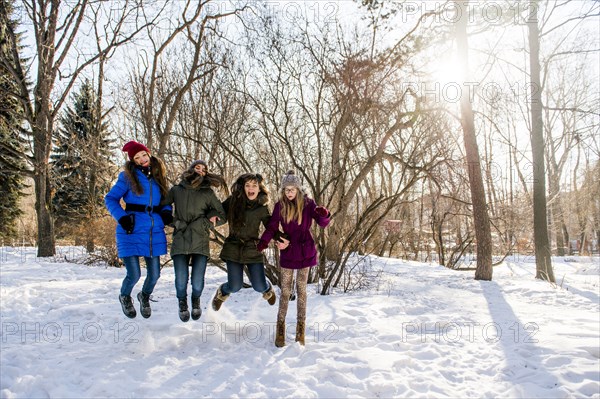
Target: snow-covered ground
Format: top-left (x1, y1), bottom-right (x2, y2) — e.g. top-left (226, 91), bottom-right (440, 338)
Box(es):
top-left (1, 247), bottom-right (598, 398)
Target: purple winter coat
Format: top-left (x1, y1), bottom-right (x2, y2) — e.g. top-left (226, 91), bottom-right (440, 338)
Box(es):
top-left (259, 196), bottom-right (330, 269)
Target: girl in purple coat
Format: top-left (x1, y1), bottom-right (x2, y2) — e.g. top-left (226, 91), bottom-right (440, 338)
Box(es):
top-left (257, 170), bottom-right (330, 347)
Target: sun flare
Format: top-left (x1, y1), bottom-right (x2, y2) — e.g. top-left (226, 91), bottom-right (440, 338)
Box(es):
top-left (432, 56), bottom-right (466, 85)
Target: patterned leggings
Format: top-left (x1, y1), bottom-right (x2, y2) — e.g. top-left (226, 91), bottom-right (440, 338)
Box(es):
top-left (277, 267), bottom-right (309, 323)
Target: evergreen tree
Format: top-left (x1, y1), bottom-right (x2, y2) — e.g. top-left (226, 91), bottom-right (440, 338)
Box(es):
top-left (0, 0), bottom-right (28, 240)
top-left (51, 79), bottom-right (114, 249)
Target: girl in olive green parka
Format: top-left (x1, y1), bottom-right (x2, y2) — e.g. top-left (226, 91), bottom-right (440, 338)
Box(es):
top-left (211, 173), bottom-right (277, 311)
top-left (162, 160), bottom-right (227, 322)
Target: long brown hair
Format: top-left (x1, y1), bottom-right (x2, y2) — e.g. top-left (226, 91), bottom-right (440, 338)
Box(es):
top-left (228, 173), bottom-right (269, 229)
top-left (123, 156), bottom-right (169, 197)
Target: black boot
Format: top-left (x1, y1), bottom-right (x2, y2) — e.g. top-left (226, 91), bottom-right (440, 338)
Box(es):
top-left (137, 291), bottom-right (152, 319)
top-left (178, 297), bottom-right (190, 322)
top-left (191, 296), bottom-right (202, 320)
top-left (119, 295), bottom-right (136, 319)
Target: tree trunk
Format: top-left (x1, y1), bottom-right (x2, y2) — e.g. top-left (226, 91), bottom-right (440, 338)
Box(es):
top-left (31, 2), bottom-right (59, 257)
top-left (33, 126), bottom-right (56, 257)
top-left (86, 229), bottom-right (95, 253)
top-left (561, 223), bottom-right (569, 256)
top-left (579, 232), bottom-right (586, 255)
top-left (550, 198), bottom-right (565, 256)
top-left (547, 160), bottom-right (568, 256)
top-left (528, 0), bottom-right (555, 282)
top-left (455, 1), bottom-right (492, 281)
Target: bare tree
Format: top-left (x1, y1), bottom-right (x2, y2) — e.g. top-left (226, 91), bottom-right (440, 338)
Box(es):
top-left (527, 0), bottom-right (555, 281)
top-left (232, 11), bottom-right (454, 293)
top-left (421, 147), bottom-right (478, 270)
top-left (123, 0), bottom-right (245, 158)
top-left (169, 49), bottom-right (255, 182)
top-left (455, 0), bottom-right (493, 280)
top-left (543, 47), bottom-right (598, 256)
top-left (0, 0), bottom-right (157, 256)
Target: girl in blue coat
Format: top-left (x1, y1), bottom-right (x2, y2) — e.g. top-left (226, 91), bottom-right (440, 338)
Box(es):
top-left (105, 141), bottom-right (172, 319)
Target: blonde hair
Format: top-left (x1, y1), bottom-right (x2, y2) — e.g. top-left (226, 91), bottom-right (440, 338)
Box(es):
top-left (280, 188), bottom-right (304, 224)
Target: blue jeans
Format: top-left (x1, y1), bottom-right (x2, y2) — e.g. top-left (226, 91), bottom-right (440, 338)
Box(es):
top-left (172, 254), bottom-right (208, 299)
top-left (120, 256), bottom-right (161, 296)
top-left (221, 261), bottom-right (270, 295)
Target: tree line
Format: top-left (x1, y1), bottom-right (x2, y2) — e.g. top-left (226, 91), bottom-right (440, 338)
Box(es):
top-left (1, 0), bottom-right (598, 291)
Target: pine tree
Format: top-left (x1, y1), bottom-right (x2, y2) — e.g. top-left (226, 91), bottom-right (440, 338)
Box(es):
top-left (51, 79), bottom-right (114, 250)
top-left (0, 0), bottom-right (28, 241)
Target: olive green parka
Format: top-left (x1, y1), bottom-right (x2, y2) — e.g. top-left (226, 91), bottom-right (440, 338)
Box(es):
top-left (162, 180), bottom-right (226, 257)
top-left (220, 192), bottom-right (270, 264)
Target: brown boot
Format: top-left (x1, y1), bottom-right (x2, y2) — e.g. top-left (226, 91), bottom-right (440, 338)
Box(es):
top-left (211, 285), bottom-right (229, 311)
top-left (275, 321), bottom-right (286, 347)
top-left (295, 321), bottom-right (305, 345)
top-left (262, 286), bottom-right (276, 306)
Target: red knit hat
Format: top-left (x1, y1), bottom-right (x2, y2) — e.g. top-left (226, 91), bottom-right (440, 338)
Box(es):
top-left (122, 141), bottom-right (150, 160)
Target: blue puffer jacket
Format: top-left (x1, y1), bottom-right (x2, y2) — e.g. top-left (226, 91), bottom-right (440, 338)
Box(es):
top-left (105, 169), bottom-right (169, 258)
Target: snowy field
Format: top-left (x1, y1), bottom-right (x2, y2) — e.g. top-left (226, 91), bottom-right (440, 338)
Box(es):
top-left (0, 246), bottom-right (599, 398)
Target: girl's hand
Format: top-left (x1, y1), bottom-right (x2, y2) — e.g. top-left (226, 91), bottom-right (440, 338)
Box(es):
top-left (118, 214), bottom-right (135, 234)
top-left (256, 240), bottom-right (268, 252)
top-left (209, 215), bottom-right (219, 226)
top-left (315, 206), bottom-right (329, 217)
top-left (276, 237), bottom-right (290, 250)
top-left (160, 211), bottom-right (174, 226)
